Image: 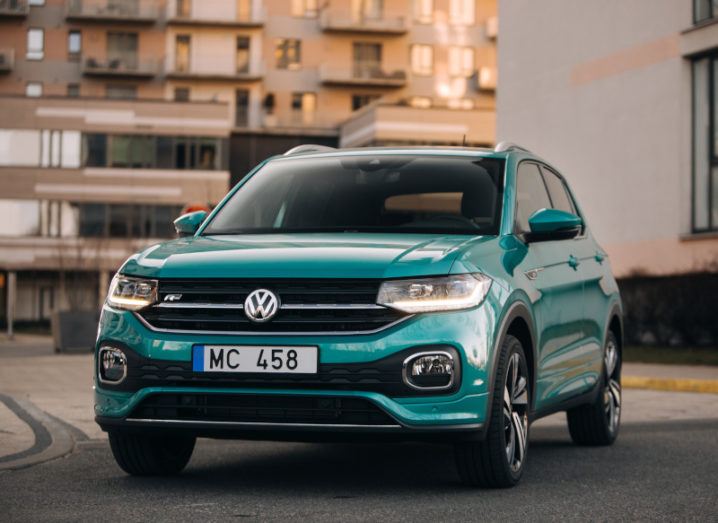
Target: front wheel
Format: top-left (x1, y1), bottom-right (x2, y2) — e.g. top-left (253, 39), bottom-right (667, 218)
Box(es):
top-left (566, 331), bottom-right (621, 446)
top-left (108, 432), bottom-right (196, 476)
top-left (454, 334), bottom-right (530, 488)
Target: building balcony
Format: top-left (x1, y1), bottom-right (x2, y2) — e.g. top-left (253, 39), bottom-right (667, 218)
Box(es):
top-left (259, 112), bottom-right (338, 134)
top-left (167, 4), bottom-right (265, 28)
top-left (485, 16), bottom-right (498, 39)
top-left (0, 0), bottom-right (29, 17)
top-left (339, 102), bottom-right (495, 147)
top-left (0, 49), bottom-right (14, 74)
top-left (320, 65), bottom-right (407, 88)
top-left (319, 11), bottom-right (408, 35)
top-left (82, 56), bottom-right (158, 78)
top-left (166, 59), bottom-right (264, 82)
top-left (65, 0), bottom-right (158, 24)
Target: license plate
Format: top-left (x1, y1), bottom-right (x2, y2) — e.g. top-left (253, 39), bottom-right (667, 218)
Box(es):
top-left (192, 345), bottom-right (318, 374)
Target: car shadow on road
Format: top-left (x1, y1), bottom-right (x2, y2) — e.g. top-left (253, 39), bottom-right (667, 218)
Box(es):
top-left (108, 425), bottom-right (584, 495)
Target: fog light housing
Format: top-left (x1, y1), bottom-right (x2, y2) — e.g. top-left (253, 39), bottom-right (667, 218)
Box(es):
top-left (403, 351), bottom-right (455, 390)
top-left (98, 346), bottom-right (127, 384)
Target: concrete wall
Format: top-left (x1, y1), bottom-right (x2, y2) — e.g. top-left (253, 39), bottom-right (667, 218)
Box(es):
top-left (497, 0), bottom-right (718, 277)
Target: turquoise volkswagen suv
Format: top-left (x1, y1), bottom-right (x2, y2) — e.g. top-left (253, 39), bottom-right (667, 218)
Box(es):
top-left (95, 143), bottom-right (622, 488)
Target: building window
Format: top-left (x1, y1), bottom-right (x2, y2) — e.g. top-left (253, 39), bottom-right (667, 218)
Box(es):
top-left (26, 82), bottom-right (43, 97)
top-left (291, 0), bottom-right (318, 18)
top-left (27, 28), bottom-right (44, 60)
top-left (67, 83), bottom-right (80, 97)
top-left (353, 42), bottom-right (382, 77)
top-left (692, 56), bottom-right (718, 232)
top-left (449, 46), bottom-right (475, 77)
top-left (68, 30), bottom-right (81, 60)
top-left (411, 44), bottom-right (433, 76)
top-left (276, 39), bottom-right (301, 70)
top-left (291, 92), bottom-right (317, 125)
top-left (175, 35), bottom-right (191, 72)
top-left (107, 32), bottom-right (138, 70)
top-left (352, 0), bottom-right (383, 21)
top-left (413, 0), bottom-right (433, 23)
top-left (174, 87), bottom-right (190, 102)
top-left (235, 89), bottom-right (249, 127)
top-left (449, 0), bottom-right (475, 25)
top-left (29, 0), bottom-right (45, 5)
top-left (236, 36), bottom-right (250, 74)
top-left (695, 0), bottom-right (717, 23)
top-left (176, 0), bottom-right (190, 17)
top-left (106, 85), bottom-right (137, 100)
top-left (352, 94), bottom-right (380, 111)
top-left (83, 134), bottom-right (224, 171)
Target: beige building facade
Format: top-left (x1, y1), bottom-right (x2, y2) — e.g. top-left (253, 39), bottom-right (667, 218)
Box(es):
top-left (497, 0), bottom-right (718, 279)
top-left (0, 0), bottom-right (497, 328)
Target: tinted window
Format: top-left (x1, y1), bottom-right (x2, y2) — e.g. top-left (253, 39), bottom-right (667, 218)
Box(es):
top-left (540, 166), bottom-right (575, 214)
top-left (515, 162), bottom-right (551, 233)
top-left (205, 155), bottom-right (505, 235)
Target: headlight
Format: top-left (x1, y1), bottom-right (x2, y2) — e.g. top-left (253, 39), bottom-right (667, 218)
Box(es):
top-left (377, 273), bottom-right (491, 313)
top-left (106, 275), bottom-right (158, 311)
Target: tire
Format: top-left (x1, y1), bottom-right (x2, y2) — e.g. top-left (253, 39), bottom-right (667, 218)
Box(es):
top-left (108, 432), bottom-right (196, 476)
top-left (454, 334), bottom-right (530, 488)
top-left (566, 331), bottom-right (621, 446)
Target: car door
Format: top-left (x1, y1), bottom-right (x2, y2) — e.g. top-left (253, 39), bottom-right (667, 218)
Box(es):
top-left (513, 162), bottom-right (586, 410)
top-left (539, 165), bottom-right (604, 388)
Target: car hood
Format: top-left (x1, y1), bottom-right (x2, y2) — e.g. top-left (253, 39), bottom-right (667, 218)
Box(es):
top-left (120, 233), bottom-right (493, 280)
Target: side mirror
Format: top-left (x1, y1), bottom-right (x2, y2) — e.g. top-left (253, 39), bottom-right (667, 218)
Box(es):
top-left (173, 211), bottom-right (207, 238)
top-left (526, 208), bottom-right (582, 242)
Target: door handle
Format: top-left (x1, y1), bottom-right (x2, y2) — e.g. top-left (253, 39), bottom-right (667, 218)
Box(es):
top-left (568, 255), bottom-right (580, 270)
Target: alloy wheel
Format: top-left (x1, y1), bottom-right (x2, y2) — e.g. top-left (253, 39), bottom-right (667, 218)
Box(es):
top-left (503, 352), bottom-right (529, 472)
top-left (603, 339), bottom-right (621, 435)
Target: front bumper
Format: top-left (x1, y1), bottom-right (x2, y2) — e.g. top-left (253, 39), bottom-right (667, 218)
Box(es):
top-left (95, 297), bottom-right (500, 438)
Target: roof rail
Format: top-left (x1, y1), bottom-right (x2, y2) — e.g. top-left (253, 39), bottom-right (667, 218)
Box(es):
top-left (494, 141), bottom-right (531, 153)
top-left (283, 144), bottom-right (336, 156)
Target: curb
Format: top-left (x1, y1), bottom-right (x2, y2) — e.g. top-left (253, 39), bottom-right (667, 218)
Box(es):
top-left (0, 394), bottom-right (76, 472)
top-left (623, 376), bottom-right (718, 394)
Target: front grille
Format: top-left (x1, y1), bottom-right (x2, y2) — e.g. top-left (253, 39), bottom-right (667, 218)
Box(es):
top-left (129, 393), bottom-right (397, 426)
top-left (137, 278), bottom-right (409, 334)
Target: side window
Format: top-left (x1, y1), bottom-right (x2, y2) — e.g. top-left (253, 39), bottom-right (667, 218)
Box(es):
top-left (515, 162), bottom-right (552, 233)
top-left (540, 166), bottom-right (576, 214)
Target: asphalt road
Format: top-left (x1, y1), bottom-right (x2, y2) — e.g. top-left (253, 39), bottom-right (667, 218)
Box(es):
top-left (1, 418), bottom-right (716, 522)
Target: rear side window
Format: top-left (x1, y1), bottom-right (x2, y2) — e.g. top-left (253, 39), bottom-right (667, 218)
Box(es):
top-left (540, 166), bottom-right (575, 214)
top-left (515, 162), bottom-right (552, 233)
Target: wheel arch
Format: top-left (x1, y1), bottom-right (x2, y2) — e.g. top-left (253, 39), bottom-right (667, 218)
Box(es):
top-left (486, 299), bottom-right (538, 422)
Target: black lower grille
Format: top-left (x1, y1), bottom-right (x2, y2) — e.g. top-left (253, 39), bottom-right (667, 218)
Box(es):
top-left (137, 278), bottom-right (408, 334)
top-left (129, 393), bottom-right (397, 426)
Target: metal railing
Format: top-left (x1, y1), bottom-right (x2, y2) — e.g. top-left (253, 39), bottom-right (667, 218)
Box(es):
top-left (66, 0), bottom-right (158, 21)
top-left (320, 10), bottom-right (407, 33)
top-left (167, 3), bottom-right (265, 25)
top-left (82, 56), bottom-right (158, 76)
top-left (320, 65), bottom-right (407, 85)
top-left (0, 0), bottom-right (29, 16)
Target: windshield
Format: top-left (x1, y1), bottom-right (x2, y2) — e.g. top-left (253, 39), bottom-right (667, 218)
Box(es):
top-left (203, 154), bottom-right (505, 236)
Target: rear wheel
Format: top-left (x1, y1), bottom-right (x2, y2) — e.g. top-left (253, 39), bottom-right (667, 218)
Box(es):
top-left (108, 432), bottom-right (196, 476)
top-left (566, 331), bottom-right (621, 446)
top-left (455, 335), bottom-right (530, 488)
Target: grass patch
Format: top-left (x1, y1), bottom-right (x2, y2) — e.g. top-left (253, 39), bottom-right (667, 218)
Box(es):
top-left (624, 345), bottom-right (718, 366)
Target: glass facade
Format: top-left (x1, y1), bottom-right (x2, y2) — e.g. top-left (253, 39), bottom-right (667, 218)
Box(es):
top-left (0, 199), bottom-right (182, 239)
top-left (692, 56), bottom-right (718, 232)
top-left (83, 134), bottom-right (226, 170)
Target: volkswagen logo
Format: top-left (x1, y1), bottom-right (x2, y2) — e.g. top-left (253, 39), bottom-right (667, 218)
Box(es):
top-left (244, 289), bottom-right (280, 322)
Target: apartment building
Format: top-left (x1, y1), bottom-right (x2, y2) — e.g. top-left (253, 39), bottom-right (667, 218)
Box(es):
top-left (0, 0), bottom-right (496, 330)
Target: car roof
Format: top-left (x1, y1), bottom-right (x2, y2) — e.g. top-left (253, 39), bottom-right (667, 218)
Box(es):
top-left (271, 146), bottom-right (513, 162)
